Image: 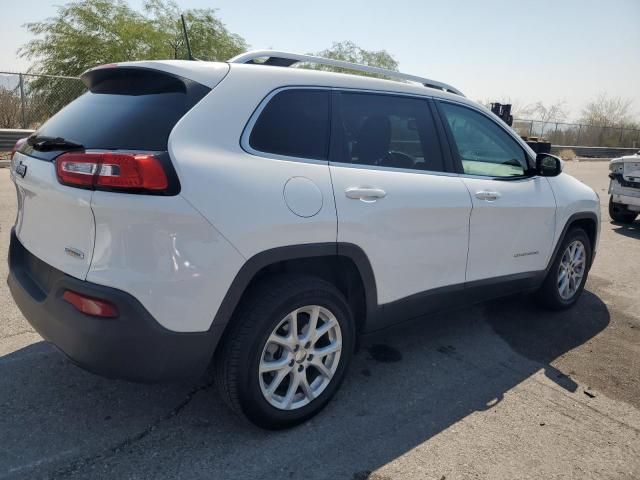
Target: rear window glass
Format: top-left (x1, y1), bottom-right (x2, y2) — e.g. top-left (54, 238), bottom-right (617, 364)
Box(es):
top-left (248, 89), bottom-right (330, 160)
top-left (34, 69), bottom-right (209, 152)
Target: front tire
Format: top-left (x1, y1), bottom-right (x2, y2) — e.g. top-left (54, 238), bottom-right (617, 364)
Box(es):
top-left (215, 275), bottom-right (354, 429)
top-left (537, 228), bottom-right (592, 310)
top-left (609, 196), bottom-right (638, 224)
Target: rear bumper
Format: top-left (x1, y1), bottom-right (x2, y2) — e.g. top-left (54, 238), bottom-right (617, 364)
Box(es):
top-left (612, 193), bottom-right (640, 210)
top-left (7, 230), bottom-right (222, 382)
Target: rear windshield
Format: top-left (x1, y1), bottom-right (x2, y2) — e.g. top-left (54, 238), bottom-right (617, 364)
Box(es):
top-left (33, 68), bottom-right (209, 153)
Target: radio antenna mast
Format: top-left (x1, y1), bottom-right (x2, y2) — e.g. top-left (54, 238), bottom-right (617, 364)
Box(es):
top-left (181, 14), bottom-right (195, 61)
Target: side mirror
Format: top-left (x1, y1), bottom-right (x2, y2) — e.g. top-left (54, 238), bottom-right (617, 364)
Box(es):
top-left (536, 153), bottom-right (563, 177)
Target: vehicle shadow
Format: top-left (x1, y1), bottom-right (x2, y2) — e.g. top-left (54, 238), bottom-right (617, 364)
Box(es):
top-left (0, 290), bottom-right (609, 480)
top-left (611, 221), bottom-right (640, 239)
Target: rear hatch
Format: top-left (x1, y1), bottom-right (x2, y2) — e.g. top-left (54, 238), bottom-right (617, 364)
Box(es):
top-left (12, 64), bottom-right (218, 280)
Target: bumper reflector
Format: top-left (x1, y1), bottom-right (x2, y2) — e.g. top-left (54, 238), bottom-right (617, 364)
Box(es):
top-left (63, 290), bottom-right (119, 318)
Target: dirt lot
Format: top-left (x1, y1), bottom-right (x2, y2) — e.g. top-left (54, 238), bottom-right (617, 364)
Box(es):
top-left (0, 161), bottom-right (639, 480)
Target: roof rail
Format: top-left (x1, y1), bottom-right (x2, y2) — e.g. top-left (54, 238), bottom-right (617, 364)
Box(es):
top-left (228, 50), bottom-right (464, 97)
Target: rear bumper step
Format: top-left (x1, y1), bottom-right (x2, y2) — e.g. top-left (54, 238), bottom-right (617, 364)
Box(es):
top-left (7, 229), bottom-right (221, 382)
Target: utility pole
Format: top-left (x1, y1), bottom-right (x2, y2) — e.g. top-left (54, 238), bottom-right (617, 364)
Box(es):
top-left (18, 73), bottom-right (26, 129)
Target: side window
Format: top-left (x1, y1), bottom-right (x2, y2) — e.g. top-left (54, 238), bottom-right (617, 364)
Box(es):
top-left (439, 102), bottom-right (527, 177)
top-left (337, 92), bottom-right (444, 172)
top-left (249, 89), bottom-right (330, 160)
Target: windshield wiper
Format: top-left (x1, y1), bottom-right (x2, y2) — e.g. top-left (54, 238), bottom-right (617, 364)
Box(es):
top-left (27, 135), bottom-right (84, 151)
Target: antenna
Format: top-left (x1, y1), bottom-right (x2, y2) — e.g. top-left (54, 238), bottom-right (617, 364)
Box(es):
top-left (181, 14), bottom-right (195, 61)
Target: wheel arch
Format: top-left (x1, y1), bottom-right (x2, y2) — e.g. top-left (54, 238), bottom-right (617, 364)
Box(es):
top-left (547, 211), bottom-right (599, 273)
top-left (211, 243), bottom-right (378, 344)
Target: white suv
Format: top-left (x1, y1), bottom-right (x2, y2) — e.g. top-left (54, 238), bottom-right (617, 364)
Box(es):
top-left (8, 51), bottom-right (600, 429)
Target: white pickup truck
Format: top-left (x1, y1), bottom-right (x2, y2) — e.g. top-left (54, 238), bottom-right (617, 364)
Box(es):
top-left (609, 152), bottom-right (640, 224)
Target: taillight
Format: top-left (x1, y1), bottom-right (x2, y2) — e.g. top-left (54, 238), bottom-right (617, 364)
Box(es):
top-left (10, 137), bottom-right (27, 160)
top-left (55, 152), bottom-right (168, 192)
top-left (63, 290), bottom-right (119, 318)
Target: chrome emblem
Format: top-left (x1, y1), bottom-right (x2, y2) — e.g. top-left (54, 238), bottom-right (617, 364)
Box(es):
top-left (15, 161), bottom-right (27, 178)
top-left (64, 247), bottom-right (85, 260)
top-left (513, 251), bottom-right (539, 258)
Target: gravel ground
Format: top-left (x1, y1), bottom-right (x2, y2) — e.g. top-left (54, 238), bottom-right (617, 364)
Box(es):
top-left (0, 161), bottom-right (639, 480)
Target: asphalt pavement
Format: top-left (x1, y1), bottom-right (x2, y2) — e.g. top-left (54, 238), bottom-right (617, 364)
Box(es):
top-left (0, 161), bottom-right (638, 479)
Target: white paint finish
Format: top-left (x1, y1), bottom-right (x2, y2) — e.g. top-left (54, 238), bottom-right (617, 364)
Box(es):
top-left (11, 152), bottom-right (95, 280)
top-left (546, 173), bottom-right (601, 254)
top-left (83, 61), bottom-right (230, 89)
top-left (462, 176), bottom-right (557, 282)
top-left (330, 165), bottom-right (472, 304)
top-left (9, 59), bottom-right (603, 334)
top-left (168, 67), bottom-right (337, 260)
top-left (283, 177), bottom-right (323, 218)
top-left (87, 192), bottom-right (245, 332)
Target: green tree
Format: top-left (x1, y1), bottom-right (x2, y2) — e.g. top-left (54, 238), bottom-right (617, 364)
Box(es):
top-left (20, 0), bottom-right (158, 77)
top-left (20, 0), bottom-right (247, 76)
top-left (302, 41), bottom-right (399, 78)
top-left (144, 0), bottom-right (247, 61)
top-left (18, 0), bottom-right (247, 124)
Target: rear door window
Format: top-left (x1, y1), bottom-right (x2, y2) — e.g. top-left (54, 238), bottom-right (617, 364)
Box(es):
top-left (30, 68), bottom-right (209, 156)
top-left (336, 92), bottom-right (444, 172)
top-left (248, 89), bottom-right (330, 160)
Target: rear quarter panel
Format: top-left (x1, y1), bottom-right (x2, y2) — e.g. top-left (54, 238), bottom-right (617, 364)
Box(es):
top-left (87, 192), bottom-right (245, 332)
top-left (168, 66), bottom-right (338, 261)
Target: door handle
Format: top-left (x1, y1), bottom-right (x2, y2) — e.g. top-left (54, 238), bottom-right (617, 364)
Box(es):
top-left (345, 187), bottom-right (387, 202)
top-left (475, 190), bottom-right (501, 201)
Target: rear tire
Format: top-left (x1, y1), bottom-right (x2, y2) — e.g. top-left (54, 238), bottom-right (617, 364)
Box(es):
top-left (215, 274), bottom-right (354, 429)
top-left (609, 196), bottom-right (638, 224)
top-left (536, 228), bottom-right (592, 310)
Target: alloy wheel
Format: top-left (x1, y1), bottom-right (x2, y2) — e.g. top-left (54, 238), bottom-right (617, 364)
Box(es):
top-left (557, 240), bottom-right (586, 300)
top-left (259, 305), bottom-right (342, 410)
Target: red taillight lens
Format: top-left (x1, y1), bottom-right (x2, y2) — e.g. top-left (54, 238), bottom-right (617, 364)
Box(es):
top-left (63, 290), bottom-right (119, 318)
top-left (10, 137), bottom-right (27, 160)
top-left (56, 152), bottom-right (168, 192)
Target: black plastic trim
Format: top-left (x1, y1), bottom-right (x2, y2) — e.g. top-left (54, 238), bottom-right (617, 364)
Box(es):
top-left (7, 230), bottom-right (221, 382)
top-left (211, 242), bottom-right (550, 335)
top-left (426, 98), bottom-right (456, 174)
top-left (211, 243), bottom-right (380, 328)
top-left (544, 211), bottom-right (599, 274)
top-left (367, 270), bottom-right (546, 332)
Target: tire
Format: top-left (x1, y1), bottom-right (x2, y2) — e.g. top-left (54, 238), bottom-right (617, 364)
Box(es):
top-left (609, 196), bottom-right (638, 224)
top-left (214, 274), bottom-right (355, 429)
top-left (536, 227), bottom-right (592, 310)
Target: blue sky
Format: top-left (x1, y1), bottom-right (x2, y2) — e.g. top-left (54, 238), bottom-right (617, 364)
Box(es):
top-left (1, 0), bottom-right (639, 120)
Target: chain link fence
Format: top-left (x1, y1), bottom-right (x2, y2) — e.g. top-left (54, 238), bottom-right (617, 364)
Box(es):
top-left (1, 71), bottom-right (639, 151)
top-left (513, 118), bottom-right (640, 149)
top-left (0, 72), bottom-right (85, 130)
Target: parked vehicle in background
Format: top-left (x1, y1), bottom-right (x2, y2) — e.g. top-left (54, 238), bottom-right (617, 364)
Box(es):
top-left (609, 151), bottom-right (640, 224)
top-left (8, 51), bottom-right (600, 429)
